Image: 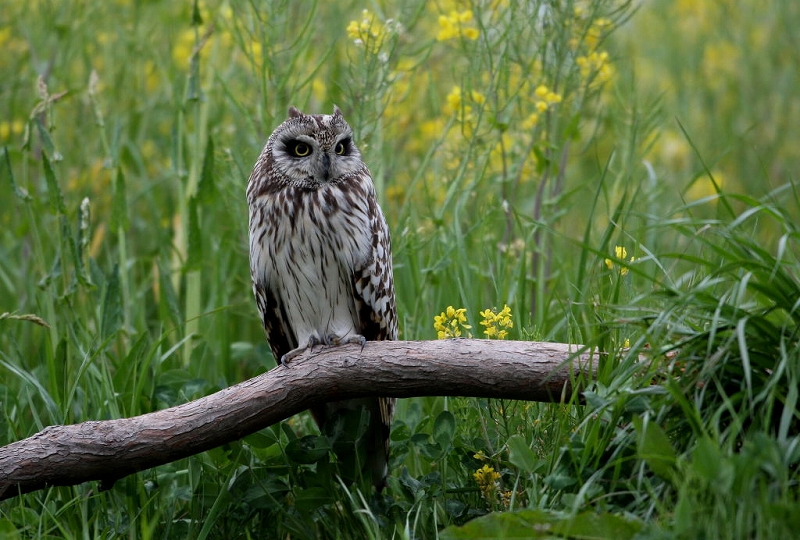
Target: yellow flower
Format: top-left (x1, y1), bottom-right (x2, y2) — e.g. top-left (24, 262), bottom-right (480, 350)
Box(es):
top-left (570, 13), bottom-right (612, 51)
top-left (586, 17), bottom-right (612, 50)
top-left (654, 130), bottom-right (692, 171)
top-left (437, 10), bottom-right (480, 41)
top-left (532, 84), bottom-right (563, 113)
top-left (479, 304), bottom-right (513, 339)
top-left (0, 27), bottom-right (11, 48)
top-left (521, 112), bottom-right (539, 130)
top-left (473, 450), bottom-right (487, 460)
top-left (346, 9), bottom-right (390, 52)
top-left (0, 119), bottom-right (24, 141)
top-left (576, 51), bottom-right (613, 85)
top-left (604, 246), bottom-right (635, 275)
top-left (687, 170), bottom-right (725, 200)
top-left (473, 464), bottom-right (501, 501)
top-left (445, 86), bottom-right (466, 116)
top-left (172, 28), bottom-right (197, 66)
top-left (434, 306), bottom-right (472, 339)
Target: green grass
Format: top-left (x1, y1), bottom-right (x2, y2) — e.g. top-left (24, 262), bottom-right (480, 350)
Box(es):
top-left (1, 0), bottom-right (799, 538)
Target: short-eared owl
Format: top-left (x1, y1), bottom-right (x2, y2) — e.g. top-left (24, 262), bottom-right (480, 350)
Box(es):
top-left (247, 106), bottom-right (397, 489)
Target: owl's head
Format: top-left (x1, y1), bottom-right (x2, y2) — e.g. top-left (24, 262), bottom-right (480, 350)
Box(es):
top-left (265, 106), bottom-right (364, 189)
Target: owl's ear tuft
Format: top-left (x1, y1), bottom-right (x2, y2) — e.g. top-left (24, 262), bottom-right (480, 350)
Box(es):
top-left (288, 106), bottom-right (304, 118)
top-left (332, 105), bottom-right (343, 118)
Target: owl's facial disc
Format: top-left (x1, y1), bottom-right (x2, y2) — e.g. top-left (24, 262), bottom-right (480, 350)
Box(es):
top-left (275, 119), bottom-right (361, 185)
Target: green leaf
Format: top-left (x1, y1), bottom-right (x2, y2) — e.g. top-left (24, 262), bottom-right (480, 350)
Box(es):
top-left (691, 437), bottom-right (733, 491)
top-left (554, 511), bottom-right (643, 539)
top-left (157, 259), bottom-right (182, 328)
top-left (543, 471), bottom-right (577, 490)
top-left (418, 440), bottom-right (444, 461)
top-left (244, 481), bottom-right (289, 508)
top-left (280, 421), bottom-right (298, 441)
top-left (779, 381), bottom-right (798, 442)
top-left (35, 116), bottom-right (56, 157)
top-left (441, 509), bottom-right (642, 539)
top-left (285, 435), bottom-right (331, 464)
top-left (632, 415), bottom-right (677, 481)
top-left (100, 264), bottom-right (122, 339)
top-left (583, 390), bottom-right (611, 410)
top-left (185, 196), bottom-right (202, 272)
top-left (42, 152), bottom-right (66, 215)
top-left (1, 147), bottom-right (31, 201)
top-left (0, 518), bottom-right (19, 539)
top-left (507, 434), bottom-right (537, 473)
top-left (398, 466), bottom-right (424, 495)
top-left (191, 0), bottom-right (203, 25)
top-left (196, 135), bottom-right (216, 204)
top-left (243, 430), bottom-right (278, 449)
top-left (111, 167), bottom-right (129, 231)
top-left (187, 52), bottom-right (201, 101)
top-left (433, 410), bottom-right (456, 449)
top-left (293, 487), bottom-right (335, 513)
top-left (673, 484), bottom-right (694, 536)
top-left (324, 406), bottom-right (370, 446)
top-left (63, 214), bottom-right (91, 287)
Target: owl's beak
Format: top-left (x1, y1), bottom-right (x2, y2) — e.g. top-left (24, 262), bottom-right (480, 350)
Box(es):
top-left (322, 153), bottom-right (331, 181)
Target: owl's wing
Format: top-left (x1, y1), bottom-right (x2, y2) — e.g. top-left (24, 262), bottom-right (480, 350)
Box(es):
top-left (352, 194), bottom-right (398, 342)
top-left (252, 277), bottom-right (296, 365)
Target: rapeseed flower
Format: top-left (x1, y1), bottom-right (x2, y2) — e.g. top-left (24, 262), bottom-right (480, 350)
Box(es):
top-left (533, 84), bottom-right (563, 112)
top-left (437, 10), bottom-right (479, 41)
top-left (604, 245), bottom-right (635, 275)
top-left (0, 119), bottom-right (24, 141)
top-left (521, 112), bottom-right (539, 130)
top-left (346, 9), bottom-right (391, 52)
top-left (576, 51), bottom-right (613, 85)
top-left (434, 306), bottom-right (472, 339)
top-left (479, 304), bottom-right (513, 339)
top-left (444, 86), bottom-right (468, 116)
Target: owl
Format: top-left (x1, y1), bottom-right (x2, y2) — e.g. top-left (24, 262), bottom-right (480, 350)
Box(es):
top-left (246, 106), bottom-right (397, 490)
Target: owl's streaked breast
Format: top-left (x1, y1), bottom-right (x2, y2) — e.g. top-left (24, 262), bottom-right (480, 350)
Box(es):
top-left (249, 176), bottom-right (373, 347)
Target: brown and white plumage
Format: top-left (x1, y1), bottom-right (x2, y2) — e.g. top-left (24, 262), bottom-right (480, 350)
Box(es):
top-left (246, 106), bottom-right (397, 489)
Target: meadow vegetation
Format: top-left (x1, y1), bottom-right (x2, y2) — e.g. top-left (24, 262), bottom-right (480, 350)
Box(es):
top-left (1, 0), bottom-right (799, 538)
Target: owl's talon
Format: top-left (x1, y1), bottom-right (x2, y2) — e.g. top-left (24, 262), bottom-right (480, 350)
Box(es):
top-left (328, 334), bottom-right (367, 350)
top-left (316, 333), bottom-right (368, 352)
top-left (307, 335), bottom-right (322, 353)
top-left (280, 336), bottom-right (323, 366)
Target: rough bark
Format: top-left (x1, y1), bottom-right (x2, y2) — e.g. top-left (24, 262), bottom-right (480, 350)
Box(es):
top-left (0, 339), bottom-right (596, 501)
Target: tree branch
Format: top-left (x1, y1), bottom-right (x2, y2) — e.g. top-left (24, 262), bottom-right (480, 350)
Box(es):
top-left (0, 339), bottom-right (596, 501)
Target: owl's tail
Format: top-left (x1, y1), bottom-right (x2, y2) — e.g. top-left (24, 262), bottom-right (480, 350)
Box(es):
top-left (311, 397), bottom-right (393, 491)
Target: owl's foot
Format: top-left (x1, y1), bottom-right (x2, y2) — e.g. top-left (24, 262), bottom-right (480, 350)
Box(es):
top-left (326, 333), bottom-right (367, 351)
top-left (279, 335), bottom-right (325, 366)
top-left (280, 334), bottom-right (366, 366)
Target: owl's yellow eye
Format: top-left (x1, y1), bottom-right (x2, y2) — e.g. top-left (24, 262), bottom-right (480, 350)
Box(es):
top-left (334, 141), bottom-right (346, 155)
top-left (291, 142), bottom-right (311, 157)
